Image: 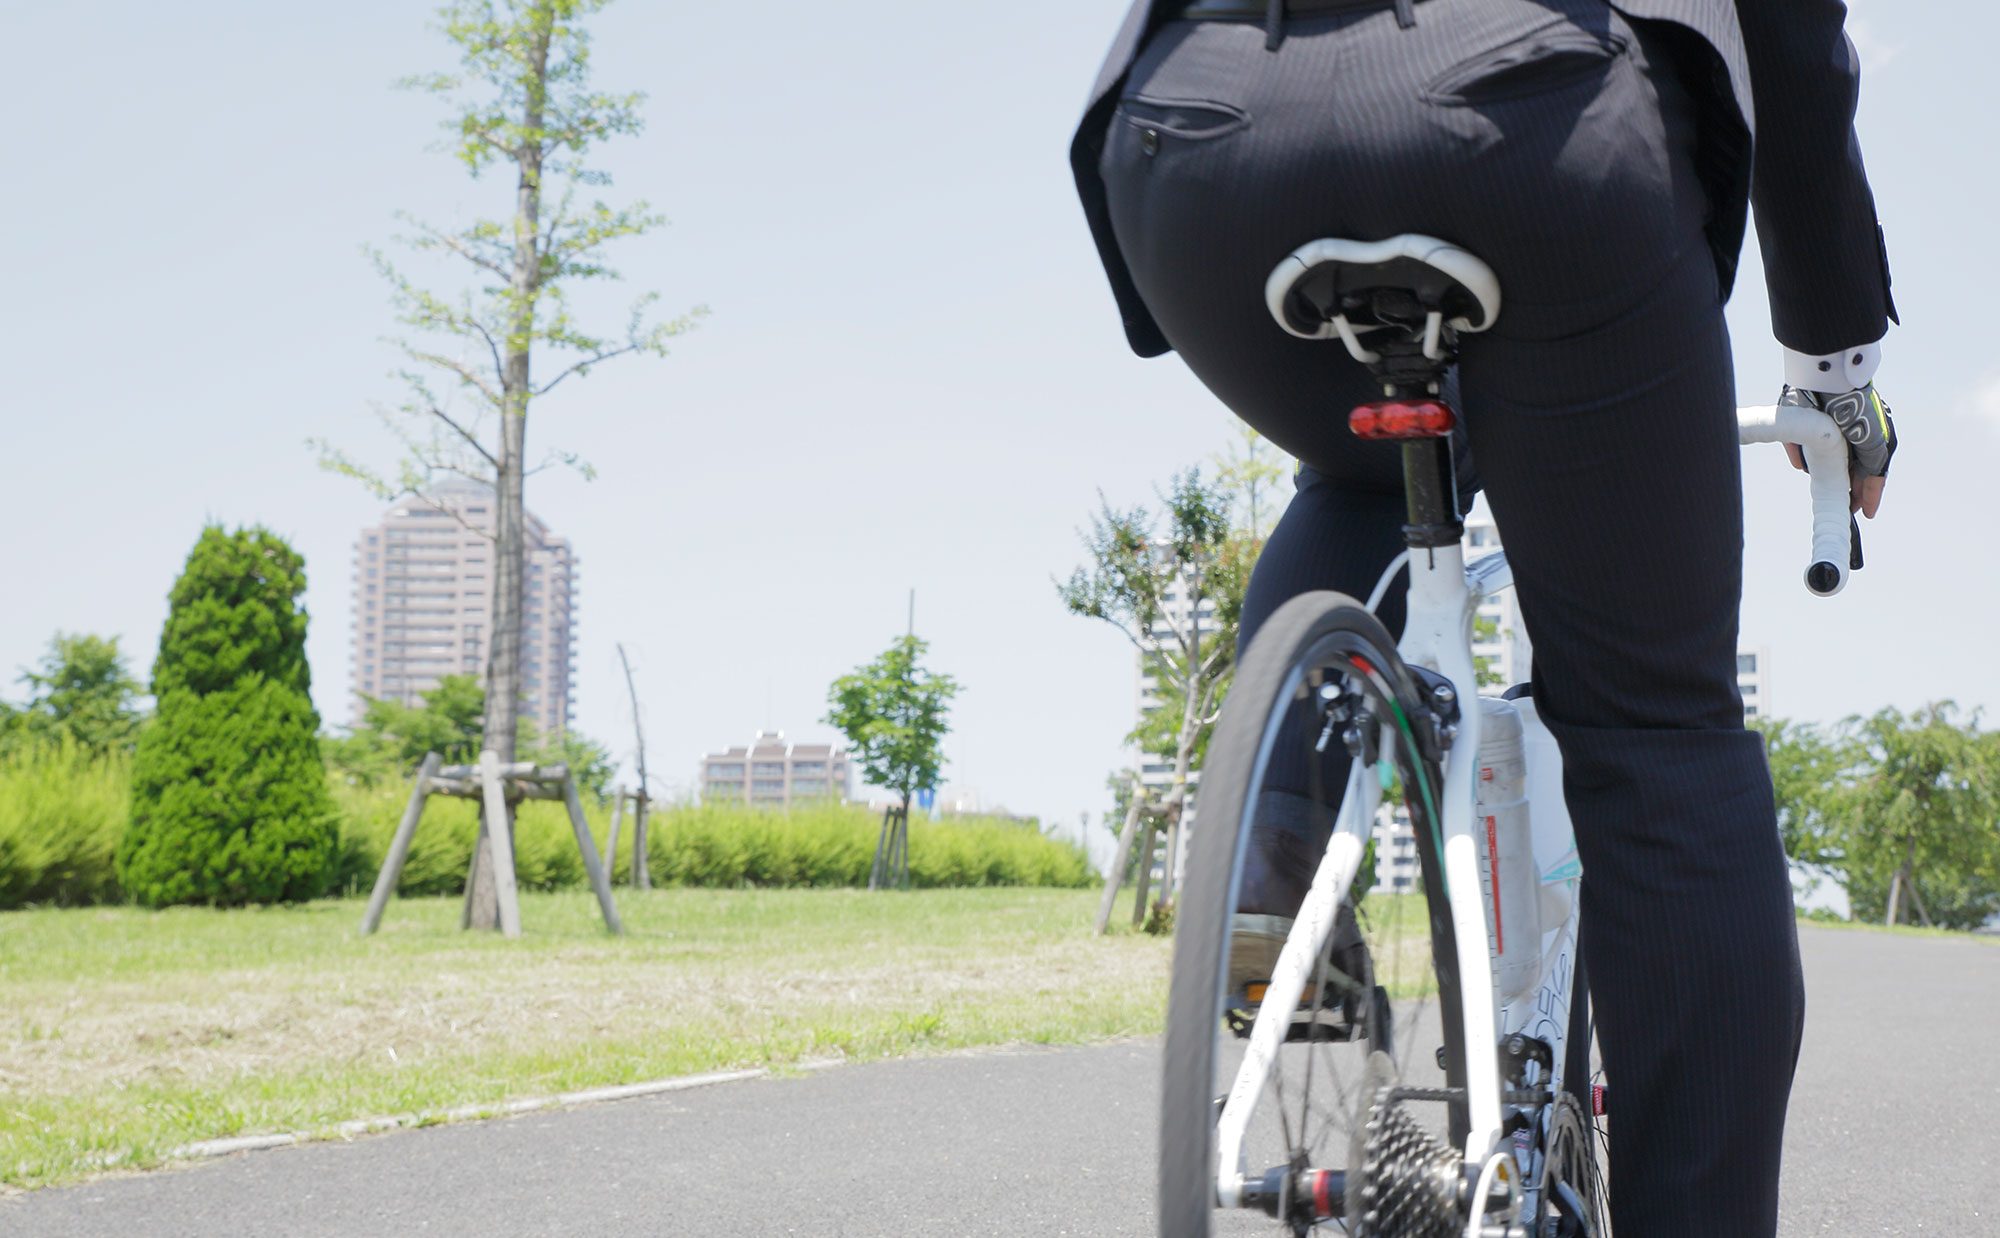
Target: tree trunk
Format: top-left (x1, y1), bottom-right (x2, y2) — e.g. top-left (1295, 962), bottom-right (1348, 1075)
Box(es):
top-left (466, 22), bottom-right (550, 932)
top-left (1907, 877), bottom-right (1934, 928)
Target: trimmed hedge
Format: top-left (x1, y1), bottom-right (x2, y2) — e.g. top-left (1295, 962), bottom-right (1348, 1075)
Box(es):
top-left (0, 741), bottom-right (127, 908)
top-left (2, 751), bottom-right (1093, 908)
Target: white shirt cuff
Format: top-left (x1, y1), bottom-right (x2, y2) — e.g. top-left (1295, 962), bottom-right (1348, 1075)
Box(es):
top-left (1784, 338), bottom-right (1884, 393)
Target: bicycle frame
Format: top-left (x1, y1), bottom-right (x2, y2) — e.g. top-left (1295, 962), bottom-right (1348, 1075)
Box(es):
top-left (1213, 537), bottom-right (1516, 1212)
top-left (1208, 402), bottom-right (1848, 1221)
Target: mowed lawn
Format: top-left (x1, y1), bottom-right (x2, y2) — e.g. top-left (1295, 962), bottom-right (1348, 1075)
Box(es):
top-left (0, 888), bottom-right (1171, 1190)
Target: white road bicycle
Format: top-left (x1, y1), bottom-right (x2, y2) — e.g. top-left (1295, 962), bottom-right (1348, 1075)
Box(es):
top-left (1158, 236), bottom-right (1857, 1238)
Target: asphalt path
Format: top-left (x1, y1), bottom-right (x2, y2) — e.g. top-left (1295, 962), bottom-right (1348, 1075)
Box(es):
top-left (5, 926), bottom-right (1994, 1236)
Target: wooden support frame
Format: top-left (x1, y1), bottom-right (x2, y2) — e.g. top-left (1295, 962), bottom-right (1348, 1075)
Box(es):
top-left (600, 786), bottom-right (652, 888)
top-left (361, 749), bottom-right (621, 937)
top-left (1094, 774), bottom-right (1148, 935)
top-left (868, 804), bottom-right (910, 891)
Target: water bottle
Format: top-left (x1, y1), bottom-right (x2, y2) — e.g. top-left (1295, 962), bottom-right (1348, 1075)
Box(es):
top-left (1475, 696), bottom-right (1542, 1005)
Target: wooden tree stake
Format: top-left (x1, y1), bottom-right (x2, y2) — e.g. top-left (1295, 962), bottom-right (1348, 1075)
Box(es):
top-left (361, 749), bottom-right (619, 936)
top-left (1094, 777), bottom-right (1147, 935)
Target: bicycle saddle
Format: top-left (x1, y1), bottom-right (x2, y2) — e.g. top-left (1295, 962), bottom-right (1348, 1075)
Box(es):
top-left (1264, 235), bottom-right (1501, 366)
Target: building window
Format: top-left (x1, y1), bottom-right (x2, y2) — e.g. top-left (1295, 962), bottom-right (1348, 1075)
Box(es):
top-left (1737, 653), bottom-right (1758, 674)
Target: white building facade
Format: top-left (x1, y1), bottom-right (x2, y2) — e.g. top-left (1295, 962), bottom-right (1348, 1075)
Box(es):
top-left (699, 730), bottom-right (853, 809)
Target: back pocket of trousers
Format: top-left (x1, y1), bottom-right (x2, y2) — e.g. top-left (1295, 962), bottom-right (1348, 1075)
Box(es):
top-left (1116, 95), bottom-right (1250, 144)
top-left (1424, 28), bottom-right (1629, 107)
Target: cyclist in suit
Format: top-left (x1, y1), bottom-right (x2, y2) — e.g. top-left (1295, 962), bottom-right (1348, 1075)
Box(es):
top-left (1070, 0), bottom-right (1897, 1233)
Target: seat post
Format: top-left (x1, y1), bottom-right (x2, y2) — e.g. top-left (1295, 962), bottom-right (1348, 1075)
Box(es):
top-left (1401, 435), bottom-right (1463, 550)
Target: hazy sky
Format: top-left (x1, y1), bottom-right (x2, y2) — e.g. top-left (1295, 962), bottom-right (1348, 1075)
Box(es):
top-left (3, 1), bottom-right (1992, 862)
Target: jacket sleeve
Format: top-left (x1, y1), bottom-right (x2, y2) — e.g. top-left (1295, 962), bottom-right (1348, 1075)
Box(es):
top-left (1736, 0), bottom-right (1898, 353)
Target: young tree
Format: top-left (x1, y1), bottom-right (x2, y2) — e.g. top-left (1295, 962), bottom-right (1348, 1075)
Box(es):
top-left (8, 633), bottom-right (145, 756)
top-left (1060, 470), bottom-right (1251, 921)
top-left (1840, 704), bottom-right (2000, 929)
top-left (1752, 716), bottom-right (1857, 869)
top-left (119, 527), bottom-right (338, 907)
top-left (327, 672), bottom-right (614, 796)
top-left (1212, 424), bottom-right (1290, 542)
top-left (319, 0), bottom-right (701, 929)
top-left (825, 635), bottom-right (960, 889)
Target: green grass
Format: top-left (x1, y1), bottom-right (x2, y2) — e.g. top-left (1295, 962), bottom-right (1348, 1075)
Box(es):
top-left (0, 887), bottom-right (1168, 1190)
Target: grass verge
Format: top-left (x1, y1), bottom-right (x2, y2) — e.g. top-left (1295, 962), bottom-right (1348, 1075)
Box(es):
top-left (0, 888), bottom-right (1169, 1190)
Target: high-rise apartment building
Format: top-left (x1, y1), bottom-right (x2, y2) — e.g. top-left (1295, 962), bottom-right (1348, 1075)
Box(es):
top-left (699, 730), bottom-right (853, 808)
top-left (349, 481), bottom-right (577, 738)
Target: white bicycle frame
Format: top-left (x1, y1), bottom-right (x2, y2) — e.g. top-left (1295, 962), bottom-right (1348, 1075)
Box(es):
top-left (1211, 402), bottom-right (1854, 1228)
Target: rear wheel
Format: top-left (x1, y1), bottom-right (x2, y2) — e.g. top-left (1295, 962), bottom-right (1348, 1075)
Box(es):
top-left (1159, 592), bottom-right (1466, 1237)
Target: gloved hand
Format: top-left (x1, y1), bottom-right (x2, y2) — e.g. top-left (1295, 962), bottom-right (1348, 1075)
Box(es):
top-left (1779, 382), bottom-right (1896, 518)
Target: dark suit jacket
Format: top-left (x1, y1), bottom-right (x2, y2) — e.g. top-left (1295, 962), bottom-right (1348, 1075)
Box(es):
top-left (1071, 0), bottom-right (1898, 358)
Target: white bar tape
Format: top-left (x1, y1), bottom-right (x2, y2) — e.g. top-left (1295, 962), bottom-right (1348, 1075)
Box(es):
top-left (1737, 404), bottom-right (1852, 596)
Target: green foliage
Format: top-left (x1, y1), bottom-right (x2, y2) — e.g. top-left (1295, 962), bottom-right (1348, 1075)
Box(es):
top-left (4, 634), bottom-right (145, 757)
top-left (318, 792), bottom-right (1088, 895)
top-left (328, 780), bottom-right (584, 897)
top-left (1472, 615), bottom-right (1505, 689)
top-left (0, 758), bottom-right (1088, 906)
top-left (644, 803), bottom-right (1093, 890)
top-left (1212, 425), bottom-right (1290, 542)
top-left (534, 728), bottom-right (615, 801)
top-left (315, 0), bottom-right (703, 504)
top-left (326, 672), bottom-right (614, 799)
top-left (119, 527), bottom-right (339, 908)
top-left (825, 635), bottom-right (960, 807)
top-left (1754, 716), bottom-right (1853, 866)
top-left (1756, 705), bottom-right (2000, 930)
top-left (0, 741), bottom-right (128, 908)
top-left (1840, 704), bottom-right (2000, 930)
top-left (1065, 469), bottom-right (1257, 871)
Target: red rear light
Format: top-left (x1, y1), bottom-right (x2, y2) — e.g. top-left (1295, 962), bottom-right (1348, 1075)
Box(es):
top-left (1348, 400), bottom-right (1456, 440)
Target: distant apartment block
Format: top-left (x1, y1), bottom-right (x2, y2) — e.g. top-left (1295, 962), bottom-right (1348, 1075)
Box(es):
top-left (349, 480), bottom-right (577, 739)
top-left (700, 730), bottom-right (853, 809)
top-left (1738, 647), bottom-right (1770, 719)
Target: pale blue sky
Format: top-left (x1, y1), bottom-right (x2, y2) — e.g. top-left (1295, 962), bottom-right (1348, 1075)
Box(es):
top-left (2, 2), bottom-right (1991, 859)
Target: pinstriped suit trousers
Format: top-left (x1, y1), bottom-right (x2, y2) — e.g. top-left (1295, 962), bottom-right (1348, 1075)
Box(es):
top-left (1098, 1), bottom-right (1805, 1233)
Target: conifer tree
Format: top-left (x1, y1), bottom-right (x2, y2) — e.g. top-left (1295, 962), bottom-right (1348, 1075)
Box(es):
top-left (119, 527), bottom-right (337, 906)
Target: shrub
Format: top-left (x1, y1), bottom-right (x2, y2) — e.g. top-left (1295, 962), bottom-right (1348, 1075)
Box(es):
top-left (118, 527), bottom-right (339, 907)
top-left (0, 741), bottom-right (128, 908)
top-left (329, 780), bottom-right (584, 897)
top-left (647, 803), bottom-right (1093, 890)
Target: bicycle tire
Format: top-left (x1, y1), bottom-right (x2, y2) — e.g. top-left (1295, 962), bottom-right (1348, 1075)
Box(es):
top-left (1160, 591), bottom-right (1464, 1238)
